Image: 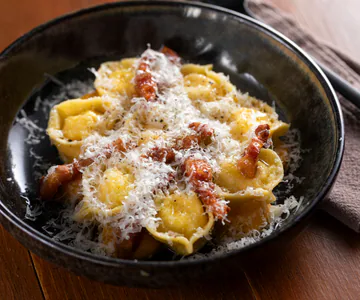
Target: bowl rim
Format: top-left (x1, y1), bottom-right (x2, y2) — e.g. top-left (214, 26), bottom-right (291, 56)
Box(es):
top-left (0, 0), bottom-right (344, 268)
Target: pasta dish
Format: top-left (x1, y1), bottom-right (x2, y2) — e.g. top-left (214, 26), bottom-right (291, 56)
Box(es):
top-left (39, 47), bottom-right (297, 259)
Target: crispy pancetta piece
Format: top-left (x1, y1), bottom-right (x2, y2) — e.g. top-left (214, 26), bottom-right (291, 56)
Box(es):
top-left (135, 46), bottom-right (180, 101)
top-left (144, 122), bottom-right (214, 163)
top-left (134, 54), bottom-right (157, 102)
top-left (144, 146), bottom-right (176, 164)
top-left (237, 124), bottom-right (271, 178)
top-left (182, 157), bottom-right (230, 220)
top-left (160, 45), bottom-right (181, 65)
top-left (39, 138), bottom-right (134, 201)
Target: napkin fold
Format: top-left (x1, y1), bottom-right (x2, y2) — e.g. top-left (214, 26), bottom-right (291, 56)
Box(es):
top-left (246, 0), bottom-right (360, 231)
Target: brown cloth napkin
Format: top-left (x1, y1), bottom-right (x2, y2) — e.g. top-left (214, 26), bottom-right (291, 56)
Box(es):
top-left (246, 0), bottom-right (360, 232)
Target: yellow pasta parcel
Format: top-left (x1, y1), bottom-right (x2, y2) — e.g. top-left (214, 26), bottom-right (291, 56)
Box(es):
top-left (216, 149), bottom-right (284, 193)
top-left (94, 58), bottom-right (137, 98)
top-left (230, 107), bottom-right (289, 143)
top-left (39, 49), bottom-right (298, 260)
top-left (182, 63), bottom-right (235, 102)
top-left (217, 188), bottom-right (275, 237)
top-left (47, 96), bottom-right (112, 162)
top-left (147, 191), bottom-right (214, 256)
top-left (73, 166), bottom-right (134, 222)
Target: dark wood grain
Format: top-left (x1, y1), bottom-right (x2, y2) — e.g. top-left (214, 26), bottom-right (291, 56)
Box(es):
top-left (0, 0), bottom-right (115, 51)
top-left (244, 212), bottom-right (360, 300)
top-left (29, 212), bottom-right (360, 299)
top-left (1, 0), bottom-right (360, 299)
top-left (31, 253), bottom-right (255, 300)
top-left (0, 226), bottom-right (44, 300)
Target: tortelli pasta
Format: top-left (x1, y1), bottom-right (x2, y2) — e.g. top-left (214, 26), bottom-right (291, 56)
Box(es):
top-left (40, 47), bottom-right (292, 259)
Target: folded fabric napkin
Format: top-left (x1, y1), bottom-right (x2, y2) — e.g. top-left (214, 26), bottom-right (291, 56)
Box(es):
top-left (246, 0), bottom-right (360, 231)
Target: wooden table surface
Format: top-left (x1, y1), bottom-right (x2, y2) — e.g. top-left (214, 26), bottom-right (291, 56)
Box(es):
top-left (1, 1), bottom-right (360, 299)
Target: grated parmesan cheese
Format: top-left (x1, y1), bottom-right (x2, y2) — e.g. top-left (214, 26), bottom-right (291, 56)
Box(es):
top-left (187, 195), bottom-right (301, 260)
top-left (18, 48), bottom-right (306, 259)
top-left (15, 78), bottom-right (95, 221)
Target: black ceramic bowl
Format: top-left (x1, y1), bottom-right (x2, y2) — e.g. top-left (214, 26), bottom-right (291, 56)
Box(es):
top-left (0, 1), bottom-right (344, 287)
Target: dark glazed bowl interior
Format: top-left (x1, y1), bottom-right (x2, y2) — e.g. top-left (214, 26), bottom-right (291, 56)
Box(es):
top-left (0, 1), bottom-right (343, 287)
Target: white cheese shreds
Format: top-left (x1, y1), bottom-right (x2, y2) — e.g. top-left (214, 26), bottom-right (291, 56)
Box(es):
top-left (276, 128), bottom-right (309, 197)
top-left (19, 48), bottom-right (306, 259)
top-left (15, 109), bottom-right (45, 145)
top-left (187, 195), bottom-right (301, 260)
top-left (23, 195), bottom-right (43, 221)
top-left (15, 79), bottom-right (94, 220)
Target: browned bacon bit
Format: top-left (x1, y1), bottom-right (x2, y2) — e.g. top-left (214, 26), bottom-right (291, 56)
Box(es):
top-left (181, 158), bottom-right (230, 220)
top-left (143, 146), bottom-right (176, 163)
top-left (144, 123), bottom-right (214, 164)
top-left (39, 164), bottom-right (80, 201)
top-left (39, 138), bottom-right (134, 201)
top-left (255, 124), bottom-right (271, 146)
top-left (175, 122), bottom-right (214, 149)
top-left (135, 47), bottom-right (180, 101)
top-left (109, 138), bottom-right (132, 153)
top-left (182, 158), bottom-right (213, 182)
top-left (177, 135), bottom-right (198, 150)
top-left (188, 122), bottom-right (214, 145)
top-left (237, 124), bottom-right (271, 178)
top-left (160, 46), bottom-right (181, 65)
top-left (135, 55), bottom-right (157, 102)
